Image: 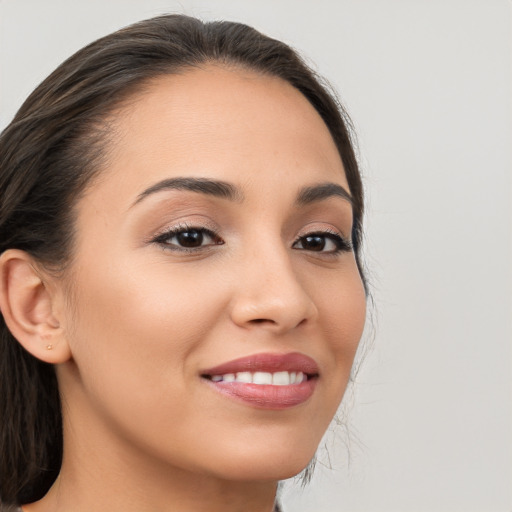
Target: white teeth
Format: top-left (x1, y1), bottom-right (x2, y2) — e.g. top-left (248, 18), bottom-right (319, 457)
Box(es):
top-left (236, 371), bottom-right (252, 383)
top-left (253, 372), bottom-right (273, 385)
top-left (208, 371), bottom-right (308, 385)
top-left (272, 371), bottom-right (290, 385)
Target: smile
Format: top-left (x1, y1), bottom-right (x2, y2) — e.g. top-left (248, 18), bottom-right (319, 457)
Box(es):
top-left (201, 352), bottom-right (319, 409)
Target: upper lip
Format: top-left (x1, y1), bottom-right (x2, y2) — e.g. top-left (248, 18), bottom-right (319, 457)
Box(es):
top-left (201, 352), bottom-right (320, 377)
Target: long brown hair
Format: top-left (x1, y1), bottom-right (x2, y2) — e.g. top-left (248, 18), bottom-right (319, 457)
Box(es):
top-left (0, 14), bottom-right (365, 506)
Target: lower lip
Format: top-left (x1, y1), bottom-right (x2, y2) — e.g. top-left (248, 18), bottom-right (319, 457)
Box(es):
top-left (203, 378), bottom-right (317, 410)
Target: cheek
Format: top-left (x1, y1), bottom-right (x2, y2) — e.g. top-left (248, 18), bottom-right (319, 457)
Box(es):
top-left (64, 256), bottom-right (229, 402)
top-left (314, 265), bottom-right (367, 377)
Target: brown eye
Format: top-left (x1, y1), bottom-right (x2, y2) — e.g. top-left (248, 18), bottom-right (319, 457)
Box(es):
top-left (176, 229), bottom-right (204, 248)
top-left (296, 233), bottom-right (336, 252)
top-left (153, 227), bottom-right (223, 251)
top-left (300, 235), bottom-right (327, 251)
top-left (292, 231), bottom-right (352, 254)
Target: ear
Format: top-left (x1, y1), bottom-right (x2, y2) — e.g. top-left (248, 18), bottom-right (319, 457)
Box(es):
top-left (0, 249), bottom-right (71, 364)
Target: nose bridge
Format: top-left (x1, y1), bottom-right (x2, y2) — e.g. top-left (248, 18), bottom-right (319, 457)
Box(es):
top-left (230, 235), bottom-right (317, 332)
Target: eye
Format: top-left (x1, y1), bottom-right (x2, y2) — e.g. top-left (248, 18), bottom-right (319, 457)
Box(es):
top-left (152, 226), bottom-right (223, 251)
top-left (292, 231), bottom-right (352, 253)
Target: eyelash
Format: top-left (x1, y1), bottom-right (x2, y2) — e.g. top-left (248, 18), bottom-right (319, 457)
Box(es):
top-left (152, 225), bottom-right (223, 253)
top-left (292, 230), bottom-right (353, 254)
top-left (152, 225), bottom-right (352, 255)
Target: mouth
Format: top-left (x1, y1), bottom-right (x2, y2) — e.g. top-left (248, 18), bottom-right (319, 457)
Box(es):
top-left (200, 352), bottom-right (319, 409)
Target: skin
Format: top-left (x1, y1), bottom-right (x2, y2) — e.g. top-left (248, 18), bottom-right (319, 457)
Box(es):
top-left (16, 66), bottom-right (366, 512)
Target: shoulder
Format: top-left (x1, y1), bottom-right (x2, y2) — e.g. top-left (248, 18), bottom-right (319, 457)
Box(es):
top-left (0, 504), bottom-right (22, 512)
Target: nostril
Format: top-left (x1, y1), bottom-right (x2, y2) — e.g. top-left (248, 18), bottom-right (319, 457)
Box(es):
top-left (230, 288), bottom-right (317, 331)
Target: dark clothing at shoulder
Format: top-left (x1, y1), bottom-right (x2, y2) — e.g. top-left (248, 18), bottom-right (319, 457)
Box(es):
top-left (0, 504), bottom-right (22, 512)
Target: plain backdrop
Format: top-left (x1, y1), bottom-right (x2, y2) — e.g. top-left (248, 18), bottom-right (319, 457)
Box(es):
top-left (1, 1), bottom-right (511, 511)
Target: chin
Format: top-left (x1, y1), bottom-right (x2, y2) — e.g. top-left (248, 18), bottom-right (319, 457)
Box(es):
top-left (204, 441), bottom-right (318, 482)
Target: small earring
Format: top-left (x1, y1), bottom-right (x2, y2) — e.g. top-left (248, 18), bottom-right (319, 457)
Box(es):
top-left (46, 344), bottom-right (53, 350)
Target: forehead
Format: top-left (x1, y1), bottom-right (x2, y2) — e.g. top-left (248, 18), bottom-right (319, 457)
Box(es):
top-left (86, 65), bottom-right (349, 208)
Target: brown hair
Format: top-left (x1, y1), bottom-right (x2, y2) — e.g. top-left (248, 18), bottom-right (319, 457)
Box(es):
top-left (0, 14), bottom-right (365, 506)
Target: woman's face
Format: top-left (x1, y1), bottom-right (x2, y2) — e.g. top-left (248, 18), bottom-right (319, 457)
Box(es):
top-left (56, 66), bottom-right (366, 482)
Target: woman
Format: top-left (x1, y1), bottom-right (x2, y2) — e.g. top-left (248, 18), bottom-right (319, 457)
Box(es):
top-left (0, 14), bottom-right (367, 512)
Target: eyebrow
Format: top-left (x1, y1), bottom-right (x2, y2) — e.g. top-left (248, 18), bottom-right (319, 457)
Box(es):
top-left (132, 177), bottom-right (352, 208)
top-left (132, 177), bottom-right (243, 206)
top-left (296, 182), bottom-right (353, 206)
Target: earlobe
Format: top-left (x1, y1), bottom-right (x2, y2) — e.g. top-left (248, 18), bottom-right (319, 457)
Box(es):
top-left (0, 249), bottom-right (71, 364)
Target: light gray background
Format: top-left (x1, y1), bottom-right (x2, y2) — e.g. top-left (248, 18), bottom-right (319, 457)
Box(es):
top-left (1, 1), bottom-right (511, 511)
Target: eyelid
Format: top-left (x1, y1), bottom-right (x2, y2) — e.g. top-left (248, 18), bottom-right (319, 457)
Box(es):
top-left (147, 215), bottom-right (220, 242)
top-left (295, 223), bottom-right (349, 241)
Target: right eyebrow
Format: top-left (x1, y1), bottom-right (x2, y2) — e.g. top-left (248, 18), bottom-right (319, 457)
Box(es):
top-left (295, 182), bottom-right (353, 207)
top-left (131, 177), bottom-right (244, 207)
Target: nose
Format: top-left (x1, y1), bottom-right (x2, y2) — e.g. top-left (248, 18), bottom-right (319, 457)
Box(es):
top-left (229, 245), bottom-right (318, 334)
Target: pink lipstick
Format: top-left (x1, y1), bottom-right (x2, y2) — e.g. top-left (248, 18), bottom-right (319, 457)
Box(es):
top-left (201, 352), bottom-right (319, 409)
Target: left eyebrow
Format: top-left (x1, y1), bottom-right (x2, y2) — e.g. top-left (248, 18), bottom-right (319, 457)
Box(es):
top-left (131, 177), bottom-right (243, 207)
top-left (295, 182), bottom-right (353, 206)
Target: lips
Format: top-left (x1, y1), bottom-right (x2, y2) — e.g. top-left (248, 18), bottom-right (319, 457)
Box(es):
top-left (201, 352), bottom-right (319, 410)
